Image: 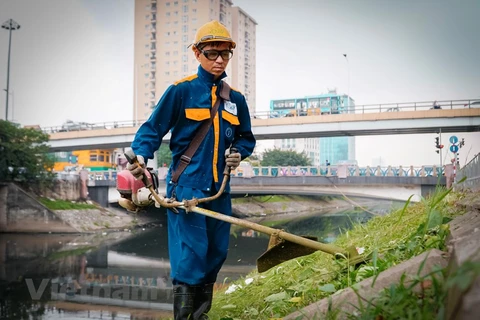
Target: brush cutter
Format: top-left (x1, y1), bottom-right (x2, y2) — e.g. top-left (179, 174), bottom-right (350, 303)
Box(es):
top-left (117, 148), bottom-right (368, 272)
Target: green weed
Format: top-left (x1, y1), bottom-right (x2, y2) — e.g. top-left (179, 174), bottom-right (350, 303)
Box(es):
top-left (208, 188), bottom-right (464, 320)
top-left (38, 197), bottom-right (97, 210)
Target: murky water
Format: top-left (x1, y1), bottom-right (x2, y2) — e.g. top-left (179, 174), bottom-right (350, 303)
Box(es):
top-left (0, 199), bottom-right (400, 319)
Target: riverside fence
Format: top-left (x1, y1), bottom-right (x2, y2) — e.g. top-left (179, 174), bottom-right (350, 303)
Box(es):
top-left (456, 153), bottom-right (480, 192)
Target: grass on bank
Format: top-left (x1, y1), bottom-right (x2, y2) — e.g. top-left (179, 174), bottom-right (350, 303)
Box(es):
top-left (208, 187), bottom-right (470, 320)
top-left (38, 197), bottom-right (97, 210)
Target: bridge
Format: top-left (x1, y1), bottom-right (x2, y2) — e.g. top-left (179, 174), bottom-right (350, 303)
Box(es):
top-left (74, 164), bottom-right (446, 205)
top-left (42, 99), bottom-right (480, 151)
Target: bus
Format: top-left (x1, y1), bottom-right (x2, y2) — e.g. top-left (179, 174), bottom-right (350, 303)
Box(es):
top-left (52, 149), bottom-right (116, 172)
top-left (270, 90), bottom-right (354, 117)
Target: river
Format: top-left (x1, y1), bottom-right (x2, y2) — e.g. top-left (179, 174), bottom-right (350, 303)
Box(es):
top-left (0, 198), bottom-right (401, 319)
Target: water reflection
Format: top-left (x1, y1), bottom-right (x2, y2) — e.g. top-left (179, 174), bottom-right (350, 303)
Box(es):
top-left (0, 199), bottom-right (398, 319)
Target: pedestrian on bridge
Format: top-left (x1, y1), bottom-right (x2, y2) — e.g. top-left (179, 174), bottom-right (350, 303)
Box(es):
top-left (127, 20), bottom-right (256, 319)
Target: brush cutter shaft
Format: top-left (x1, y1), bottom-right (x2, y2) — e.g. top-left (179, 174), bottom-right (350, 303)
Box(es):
top-left (185, 206), bottom-right (348, 256)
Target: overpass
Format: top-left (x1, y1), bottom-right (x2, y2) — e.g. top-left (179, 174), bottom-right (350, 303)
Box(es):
top-left (43, 100), bottom-right (480, 151)
top-left (88, 174), bottom-right (443, 205)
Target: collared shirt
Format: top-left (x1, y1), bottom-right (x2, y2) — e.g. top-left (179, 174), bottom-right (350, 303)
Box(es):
top-left (132, 65), bottom-right (256, 192)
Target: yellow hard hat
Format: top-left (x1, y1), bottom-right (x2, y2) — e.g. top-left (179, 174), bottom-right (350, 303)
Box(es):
top-left (191, 20), bottom-right (236, 49)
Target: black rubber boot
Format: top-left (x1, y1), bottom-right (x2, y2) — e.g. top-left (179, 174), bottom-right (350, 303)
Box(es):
top-left (173, 284), bottom-right (196, 320)
top-left (173, 284), bottom-right (214, 320)
top-left (194, 283), bottom-right (214, 319)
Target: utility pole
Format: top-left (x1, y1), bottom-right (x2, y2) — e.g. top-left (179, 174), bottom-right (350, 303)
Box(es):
top-left (343, 54), bottom-right (350, 111)
top-left (434, 129), bottom-right (444, 167)
top-left (439, 128), bottom-right (443, 168)
top-left (2, 19), bottom-right (21, 121)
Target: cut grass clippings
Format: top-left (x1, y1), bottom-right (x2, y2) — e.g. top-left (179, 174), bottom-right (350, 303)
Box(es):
top-left (208, 186), bottom-right (467, 320)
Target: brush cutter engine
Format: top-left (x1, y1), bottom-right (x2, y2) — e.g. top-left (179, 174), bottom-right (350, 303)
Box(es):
top-left (116, 168), bottom-right (159, 212)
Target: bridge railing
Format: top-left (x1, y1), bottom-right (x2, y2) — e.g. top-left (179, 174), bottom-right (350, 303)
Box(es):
top-left (455, 153), bottom-right (480, 191)
top-left (251, 98), bottom-right (479, 119)
top-left (41, 98), bottom-right (479, 133)
top-left (72, 165), bottom-right (444, 182)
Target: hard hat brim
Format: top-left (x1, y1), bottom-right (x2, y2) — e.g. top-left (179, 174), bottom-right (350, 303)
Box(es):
top-left (192, 35), bottom-right (236, 49)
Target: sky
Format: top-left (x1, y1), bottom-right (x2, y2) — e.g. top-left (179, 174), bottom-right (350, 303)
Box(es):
top-left (0, 0), bottom-right (479, 166)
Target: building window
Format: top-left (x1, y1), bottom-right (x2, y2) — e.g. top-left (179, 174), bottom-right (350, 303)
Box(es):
top-left (166, 12), bottom-right (170, 16)
top-left (174, 1), bottom-right (178, 6)
top-left (183, 64), bottom-right (188, 72)
top-left (192, 8), bottom-right (197, 13)
top-left (182, 35), bottom-right (188, 42)
top-left (183, 5), bottom-right (188, 12)
top-left (174, 71), bottom-right (178, 76)
top-left (166, 2), bottom-right (170, 7)
top-left (173, 50), bottom-right (178, 55)
top-left (165, 71), bottom-right (170, 76)
top-left (182, 25), bottom-right (188, 33)
top-left (165, 51), bottom-right (170, 56)
top-left (182, 55), bottom-right (188, 62)
top-left (182, 15), bottom-right (188, 23)
top-left (165, 32), bottom-right (170, 36)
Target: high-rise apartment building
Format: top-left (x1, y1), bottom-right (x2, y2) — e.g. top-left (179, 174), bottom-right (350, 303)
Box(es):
top-left (134, 0), bottom-right (257, 123)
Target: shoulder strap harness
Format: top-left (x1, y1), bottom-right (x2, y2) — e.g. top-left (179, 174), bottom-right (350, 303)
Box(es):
top-left (170, 81), bottom-right (231, 185)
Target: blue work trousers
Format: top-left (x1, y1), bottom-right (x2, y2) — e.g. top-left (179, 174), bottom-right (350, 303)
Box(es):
top-left (167, 184), bottom-right (232, 285)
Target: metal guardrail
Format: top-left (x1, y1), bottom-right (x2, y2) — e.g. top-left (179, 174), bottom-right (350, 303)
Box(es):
top-left (40, 98), bottom-right (480, 134)
top-left (456, 153), bottom-right (480, 191)
top-left (55, 165), bottom-right (444, 182)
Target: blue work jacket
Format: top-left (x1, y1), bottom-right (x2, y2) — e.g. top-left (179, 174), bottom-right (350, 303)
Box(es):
top-left (131, 65), bottom-right (256, 192)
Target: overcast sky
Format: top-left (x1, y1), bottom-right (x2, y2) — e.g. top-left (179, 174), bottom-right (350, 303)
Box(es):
top-left (0, 0), bottom-right (479, 166)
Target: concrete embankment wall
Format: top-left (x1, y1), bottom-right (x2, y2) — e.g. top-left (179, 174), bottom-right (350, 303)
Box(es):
top-left (0, 183), bottom-right (78, 233)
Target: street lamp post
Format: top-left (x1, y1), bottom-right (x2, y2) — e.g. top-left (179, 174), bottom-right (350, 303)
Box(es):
top-left (3, 89), bottom-right (14, 121)
top-left (343, 53), bottom-right (350, 111)
top-left (2, 19), bottom-right (21, 121)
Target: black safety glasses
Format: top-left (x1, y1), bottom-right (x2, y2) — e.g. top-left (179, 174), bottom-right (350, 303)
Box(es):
top-left (200, 49), bottom-right (234, 61)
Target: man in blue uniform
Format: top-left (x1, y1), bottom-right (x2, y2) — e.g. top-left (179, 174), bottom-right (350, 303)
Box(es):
top-left (127, 20), bottom-right (256, 319)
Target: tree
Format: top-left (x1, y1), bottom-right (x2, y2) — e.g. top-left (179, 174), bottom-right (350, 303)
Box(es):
top-left (156, 144), bottom-right (172, 167)
top-left (0, 120), bottom-right (54, 183)
top-left (261, 148), bottom-right (312, 166)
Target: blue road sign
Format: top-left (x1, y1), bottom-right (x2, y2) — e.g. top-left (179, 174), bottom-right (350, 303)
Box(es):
top-left (449, 136), bottom-right (458, 144)
top-left (450, 145), bottom-right (459, 153)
